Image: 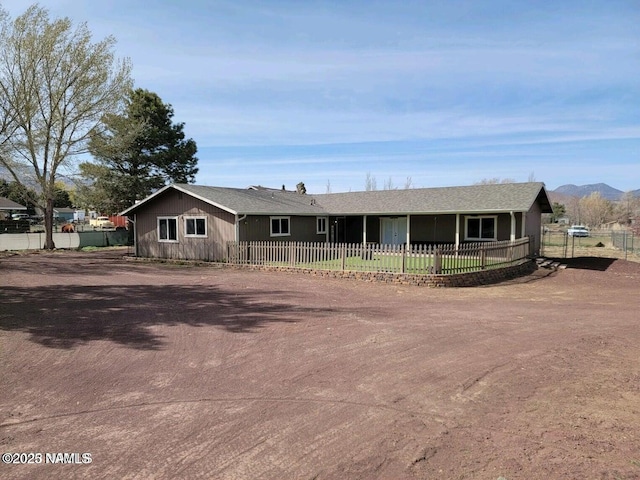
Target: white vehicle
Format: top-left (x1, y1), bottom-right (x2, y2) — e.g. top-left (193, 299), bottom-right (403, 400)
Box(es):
top-left (567, 225), bottom-right (589, 237)
top-left (73, 210), bottom-right (86, 223)
top-left (90, 216), bottom-right (115, 229)
top-left (11, 213), bottom-right (30, 221)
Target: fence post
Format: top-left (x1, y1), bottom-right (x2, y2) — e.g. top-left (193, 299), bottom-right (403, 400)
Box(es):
top-left (401, 244), bottom-right (406, 274)
top-left (529, 237), bottom-right (533, 257)
top-left (341, 243), bottom-right (346, 271)
top-left (624, 231), bottom-right (628, 261)
top-left (434, 247), bottom-right (442, 274)
top-left (480, 244), bottom-right (486, 269)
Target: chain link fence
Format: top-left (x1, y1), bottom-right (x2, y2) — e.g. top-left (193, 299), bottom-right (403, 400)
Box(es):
top-left (541, 229), bottom-right (638, 261)
top-left (611, 231), bottom-right (637, 257)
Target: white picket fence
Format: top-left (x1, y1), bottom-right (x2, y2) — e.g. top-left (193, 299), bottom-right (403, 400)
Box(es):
top-left (227, 238), bottom-right (531, 275)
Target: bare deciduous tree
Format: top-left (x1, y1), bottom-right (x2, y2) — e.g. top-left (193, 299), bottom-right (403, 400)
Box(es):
top-left (383, 176), bottom-right (395, 190)
top-left (365, 172), bottom-right (377, 191)
top-left (616, 191), bottom-right (640, 226)
top-left (564, 196), bottom-right (582, 224)
top-left (578, 192), bottom-right (614, 227)
top-left (475, 177), bottom-right (517, 185)
top-left (0, 5), bottom-right (132, 248)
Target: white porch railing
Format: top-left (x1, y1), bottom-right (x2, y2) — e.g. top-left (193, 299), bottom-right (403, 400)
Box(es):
top-left (227, 238), bottom-right (531, 275)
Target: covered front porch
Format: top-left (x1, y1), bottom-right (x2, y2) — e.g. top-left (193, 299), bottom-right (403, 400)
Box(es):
top-left (328, 212), bottom-right (528, 247)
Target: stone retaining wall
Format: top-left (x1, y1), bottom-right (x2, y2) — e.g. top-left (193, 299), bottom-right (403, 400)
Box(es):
top-left (126, 256), bottom-right (537, 287)
top-left (229, 260), bottom-right (537, 287)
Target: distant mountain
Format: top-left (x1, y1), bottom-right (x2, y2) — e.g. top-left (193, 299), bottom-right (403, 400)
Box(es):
top-left (553, 183), bottom-right (626, 201)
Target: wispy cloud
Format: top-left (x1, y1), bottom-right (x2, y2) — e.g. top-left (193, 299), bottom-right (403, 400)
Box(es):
top-left (2, 0), bottom-right (639, 191)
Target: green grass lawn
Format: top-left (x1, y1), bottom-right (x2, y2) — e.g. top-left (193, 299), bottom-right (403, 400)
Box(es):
top-left (268, 253), bottom-right (509, 274)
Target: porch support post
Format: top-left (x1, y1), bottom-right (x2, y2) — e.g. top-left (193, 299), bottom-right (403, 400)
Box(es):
top-left (363, 215), bottom-right (367, 244)
top-left (406, 215), bottom-right (411, 245)
top-left (510, 211), bottom-right (516, 241)
top-left (133, 214), bottom-right (138, 257)
top-left (455, 213), bottom-right (461, 248)
top-left (521, 211), bottom-right (526, 238)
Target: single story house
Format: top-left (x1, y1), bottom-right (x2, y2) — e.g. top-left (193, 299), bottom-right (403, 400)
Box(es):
top-left (0, 197), bottom-right (28, 220)
top-left (121, 182), bottom-right (553, 262)
top-left (53, 207), bottom-right (75, 223)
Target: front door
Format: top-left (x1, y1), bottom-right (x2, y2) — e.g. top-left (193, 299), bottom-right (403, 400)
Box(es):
top-left (381, 217), bottom-right (407, 245)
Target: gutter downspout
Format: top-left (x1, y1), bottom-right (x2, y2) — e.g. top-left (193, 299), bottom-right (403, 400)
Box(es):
top-left (235, 214), bottom-right (247, 242)
top-left (126, 215), bottom-right (137, 256)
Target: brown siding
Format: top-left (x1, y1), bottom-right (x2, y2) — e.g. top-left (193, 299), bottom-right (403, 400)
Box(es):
top-left (496, 213), bottom-right (512, 240)
top-left (240, 215), bottom-right (327, 242)
top-left (410, 215), bottom-right (457, 244)
top-left (526, 203), bottom-right (543, 254)
top-left (365, 216), bottom-right (380, 243)
top-left (459, 213), bottom-right (515, 242)
top-left (135, 189), bottom-right (235, 261)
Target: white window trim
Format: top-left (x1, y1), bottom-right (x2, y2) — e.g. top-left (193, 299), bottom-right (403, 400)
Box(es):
top-left (465, 215), bottom-right (498, 241)
top-left (184, 216), bottom-right (208, 238)
top-left (316, 216), bottom-right (327, 234)
top-left (270, 216), bottom-right (291, 237)
top-left (157, 216), bottom-right (179, 243)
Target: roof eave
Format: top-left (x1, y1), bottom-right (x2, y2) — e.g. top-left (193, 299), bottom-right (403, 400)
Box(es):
top-left (120, 184), bottom-right (174, 216)
top-left (120, 184), bottom-right (239, 216)
top-left (322, 209), bottom-right (529, 216)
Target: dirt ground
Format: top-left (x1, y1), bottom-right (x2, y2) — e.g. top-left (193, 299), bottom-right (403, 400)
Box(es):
top-left (1, 249), bottom-right (639, 480)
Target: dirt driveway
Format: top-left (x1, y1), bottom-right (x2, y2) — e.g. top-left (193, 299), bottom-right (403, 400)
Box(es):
top-left (1, 250), bottom-right (639, 480)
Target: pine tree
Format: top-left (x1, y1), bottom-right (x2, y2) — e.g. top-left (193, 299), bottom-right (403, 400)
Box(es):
top-left (80, 88), bottom-right (198, 213)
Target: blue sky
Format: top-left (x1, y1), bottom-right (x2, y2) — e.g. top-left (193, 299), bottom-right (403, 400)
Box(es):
top-left (3, 0), bottom-right (639, 193)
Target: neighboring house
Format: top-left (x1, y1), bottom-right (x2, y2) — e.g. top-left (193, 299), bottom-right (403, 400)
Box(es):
top-left (121, 182), bottom-right (553, 262)
top-left (53, 208), bottom-right (75, 223)
top-left (0, 197), bottom-right (27, 220)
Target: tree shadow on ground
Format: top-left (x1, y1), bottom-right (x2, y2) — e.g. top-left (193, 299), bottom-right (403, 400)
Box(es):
top-left (0, 250), bottom-right (153, 277)
top-left (0, 283), bottom-right (343, 350)
top-left (557, 256), bottom-right (618, 271)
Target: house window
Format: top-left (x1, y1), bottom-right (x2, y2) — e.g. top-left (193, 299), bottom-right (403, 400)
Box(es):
top-left (316, 217), bottom-right (327, 234)
top-left (465, 216), bottom-right (497, 241)
top-left (185, 217), bottom-right (207, 237)
top-left (270, 216), bottom-right (290, 237)
top-left (158, 217), bottom-right (178, 242)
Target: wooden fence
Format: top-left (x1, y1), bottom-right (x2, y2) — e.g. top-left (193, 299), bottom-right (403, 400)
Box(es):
top-left (0, 231), bottom-right (130, 251)
top-left (227, 237), bottom-right (531, 275)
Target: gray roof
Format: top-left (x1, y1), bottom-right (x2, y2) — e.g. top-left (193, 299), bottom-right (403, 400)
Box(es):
top-left (122, 182), bottom-right (552, 216)
top-left (173, 184), bottom-right (327, 215)
top-left (0, 197), bottom-right (27, 211)
top-left (315, 182), bottom-right (552, 214)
